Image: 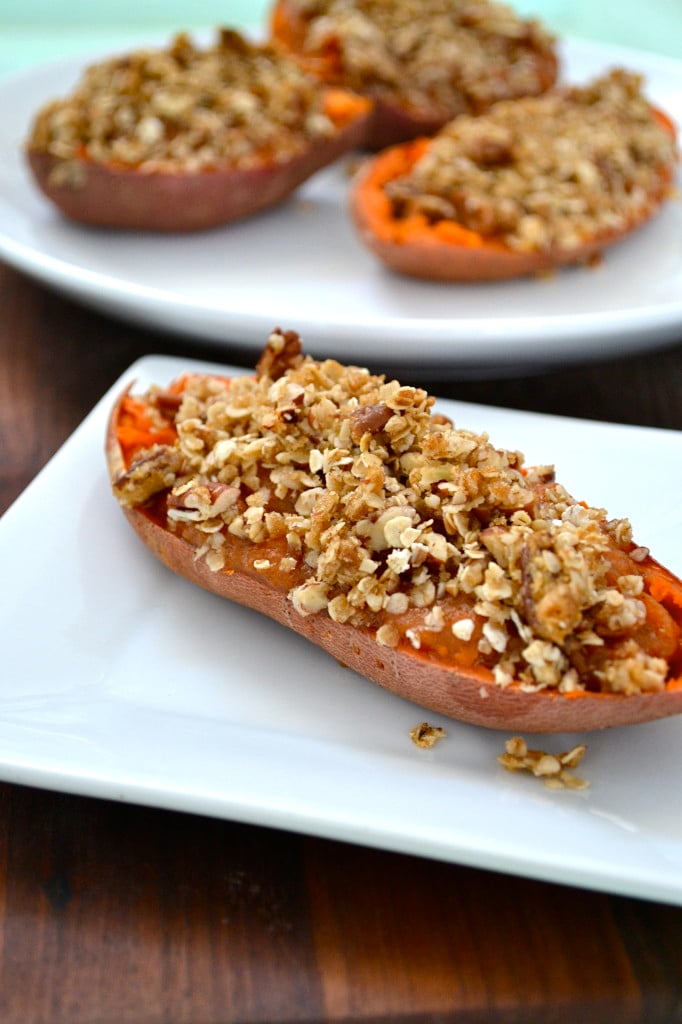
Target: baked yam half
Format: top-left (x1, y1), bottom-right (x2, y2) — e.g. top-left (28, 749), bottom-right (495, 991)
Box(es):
top-left (271, 0), bottom-right (558, 149)
top-left (26, 29), bottom-right (371, 232)
top-left (107, 331), bottom-right (682, 732)
top-left (350, 70), bottom-right (678, 280)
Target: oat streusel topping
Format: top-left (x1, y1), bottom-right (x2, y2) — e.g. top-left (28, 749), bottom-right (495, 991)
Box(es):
top-left (385, 69), bottom-right (678, 252)
top-left (287, 0), bottom-right (555, 116)
top-left (113, 329), bottom-right (676, 697)
top-left (28, 30), bottom-right (338, 172)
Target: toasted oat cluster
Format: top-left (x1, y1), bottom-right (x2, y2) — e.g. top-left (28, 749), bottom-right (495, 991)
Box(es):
top-left (114, 329), bottom-right (672, 697)
top-left (385, 69), bottom-right (678, 253)
top-left (498, 737), bottom-right (589, 789)
top-left (28, 30), bottom-right (338, 172)
top-left (286, 0), bottom-right (555, 115)
top-left (410, 722), bottom-right (448, 748)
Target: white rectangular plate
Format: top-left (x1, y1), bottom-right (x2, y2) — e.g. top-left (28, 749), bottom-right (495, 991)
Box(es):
top-left (2, 354), bottom-right (681, 904)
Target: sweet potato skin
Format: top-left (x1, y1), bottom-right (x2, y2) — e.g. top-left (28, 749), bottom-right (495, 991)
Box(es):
top-left (350, 138), bottom-right (675, 282)
top-left (106, 391), bottom-right (682, 733)
top-left (27, 98), bottom-right (369, 232)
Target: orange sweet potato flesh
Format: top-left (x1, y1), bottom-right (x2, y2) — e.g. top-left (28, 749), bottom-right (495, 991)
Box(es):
top-left (270, 0), bottom-right (559, 149)
top-left (350, 121), bottom-right (677, 282)
top-left (106, 378), bottom-right (682, 734)
top-left (27, 88), bottom-right (370, 232)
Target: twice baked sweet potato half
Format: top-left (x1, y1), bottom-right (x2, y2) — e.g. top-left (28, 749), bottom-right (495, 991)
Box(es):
top-left (271, 0), bottom-right (559, 149)
top-left (350, 69), bottom-right (678, 281)
top-left (107, 330), bottom-right (682, 733)
top-left (26, 29), bottom-right (371, 232)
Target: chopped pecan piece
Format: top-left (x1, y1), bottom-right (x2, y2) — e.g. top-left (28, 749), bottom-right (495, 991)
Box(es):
top-left (256, 328), bottom-right (304, 381)
top-left (113, 446), bottom-right (188, 507)
top-left (151, 390), bottom-right (183, 416)
top-left (349, 402), bottom-right (392, 442)
top-left (168, 481), bottom-right (239, 514)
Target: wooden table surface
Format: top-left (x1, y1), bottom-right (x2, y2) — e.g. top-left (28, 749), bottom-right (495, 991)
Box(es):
top-left (1, 259), bottom-right (681, 1024)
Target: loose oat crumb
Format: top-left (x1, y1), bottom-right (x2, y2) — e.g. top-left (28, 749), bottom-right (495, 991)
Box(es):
top-left (410, 722), bottom-right (448, 748)
top-left (498, 736), bottom-right (590, 789)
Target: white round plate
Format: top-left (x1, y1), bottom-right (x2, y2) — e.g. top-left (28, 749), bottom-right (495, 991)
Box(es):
top-left (1, 36), bottom-right (682, 376)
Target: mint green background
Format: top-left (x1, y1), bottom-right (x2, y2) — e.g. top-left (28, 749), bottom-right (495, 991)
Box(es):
top-left (0, 1), bottom-right (680, 76)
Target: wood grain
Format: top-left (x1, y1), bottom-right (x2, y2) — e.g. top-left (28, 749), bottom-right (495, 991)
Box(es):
top-left (305, 839), bottom-right (646, 1024)
top-left (1, 260), bottom-right (681, 1023)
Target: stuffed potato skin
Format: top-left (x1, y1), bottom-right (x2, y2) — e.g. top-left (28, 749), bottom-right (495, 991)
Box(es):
top-left (270, 0), bottom-right (559, 149)
top-left (26, 30), bottom-right (371, 232)
top-left (106, 337), bottom-right (682, 734)
top-left (349, 76), bottom-right (678, 281)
